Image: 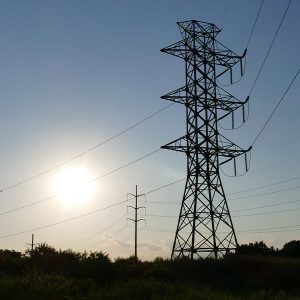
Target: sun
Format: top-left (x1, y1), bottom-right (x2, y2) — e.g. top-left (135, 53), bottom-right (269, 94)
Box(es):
top-left (53, 167), bottom-right (93, 206)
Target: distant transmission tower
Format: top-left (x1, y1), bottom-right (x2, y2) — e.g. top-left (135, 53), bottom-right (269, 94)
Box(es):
top-left (161, 20), bottom-right (251, 259)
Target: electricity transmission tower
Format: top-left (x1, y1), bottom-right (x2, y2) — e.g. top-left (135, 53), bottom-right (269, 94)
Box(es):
top-left (161, 20), bottom-right (251, 259)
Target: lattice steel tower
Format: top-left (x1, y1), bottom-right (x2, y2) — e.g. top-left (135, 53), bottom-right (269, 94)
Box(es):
top-left (161, 20), bottom-right (251, 259)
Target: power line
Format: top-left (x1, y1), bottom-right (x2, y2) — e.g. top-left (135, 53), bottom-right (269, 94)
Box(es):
top-left (228, 176), bottom-right (300, 195)
top-left (88, 149), bottom-right (161, 184)
top-left (0, 199), bottom-right (128, 239)
top-left (0, 194), bottom-right (58, 217)
top-left (228, 185), bottom-right (300, 201)
top-left (59, 210), bottom-right (127, 246)
top-left (146, 214), bottom-right (176, 219)
top-left (0, 60), bottom-right (169, 149)
top-left (0, 176), bottom-right (185, 238)
top-left (249, 0), bottom-right (292, 95)
top-left (245, 0), bottom-right (265, 49)
top-left (233, 198), bottom-right (300, 213)
top-left (252, 67), bottom-right (300, 146)
top-left (146, 198), bottom-right (300, 218)
top-left (238, 223), bottom-right (300, 232)
top-left (145, 177), bottom-right (300, 205)
top-left (143, 178), bottom-right (185, 196)
top-left (239, 228), bottom-right (300, 234)
top-left (1, 170), bottom-right (298, 241)
top-left (57, 180), bottom-right (187, 247)
top-left (0, 104), bottom-right (172, 192)
top-left (220, 0), bottom-right (229, 28)
top-left (73, 213), bottom-right (127, 245)
top-left (57, 180), bottom-right (186, 248)
top-left (142, 224), bottom-right (300, 235)
top-left (146, 203), bottom-right (300, 219)
top-left (145, 176), bottom-right (300, 204)
top-left (0, 149), bottom-right (161, 216)
top-left (233, 206), bottom-right (300, 218)
top-left (85, 225), bottom-right (129, 250)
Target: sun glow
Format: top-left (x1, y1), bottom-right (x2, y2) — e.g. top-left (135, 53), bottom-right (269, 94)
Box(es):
top-left (53, 167), bottom-right (93, 206)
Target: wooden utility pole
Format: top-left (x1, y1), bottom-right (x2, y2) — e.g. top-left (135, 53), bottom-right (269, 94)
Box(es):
top-left (26, 234), bottom-right (36, 256)
top-left (127, 185), bottom-right (145, 262)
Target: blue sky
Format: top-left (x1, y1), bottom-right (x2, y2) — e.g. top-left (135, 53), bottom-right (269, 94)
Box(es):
top-left (0, 0), bottom-right (299, 259)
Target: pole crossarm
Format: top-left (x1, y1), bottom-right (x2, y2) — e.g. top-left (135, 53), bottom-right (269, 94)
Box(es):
top-left (161, 20), bottom-right (251, 259)
top-left (127, 218), bottom-right (146, 223)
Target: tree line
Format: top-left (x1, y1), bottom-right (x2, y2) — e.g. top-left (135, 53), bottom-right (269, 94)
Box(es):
top-left (0, 240), bottom-right (299, 299)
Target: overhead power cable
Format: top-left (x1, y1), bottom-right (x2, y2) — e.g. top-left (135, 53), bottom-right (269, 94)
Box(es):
top-left (146, 177), bottom-right (300, 205)
top-left (87, 149), bottom-right (161, 184)
top-left (0, 149), bottom-right (161, 216)
top-left (238, 223), bottom-right (300, 232)
top-left (146, 214), bottom-right (176, 219)
top-left (146, 202), bottom-right (300, 219)
top-left (146, 198), bottom-right (300, 217)
top-left (249, 0), bottom-right (292, 95)
top-left (238, 228), bottom-right (300, 234)
top-left (228, 184), bottom-right (300, 201)
top-left (0, 176), bottom-right (184, 238)
top-left (57, 209), bottom-right (126, 247)
top-left (142, 224), bottom-right (300, 235)
top-left (220, 0), bottom-right (229, 28)
top-left (0, 104), bottom-right (172, 192)
top-left (73, 213), bottom-right (127, 245)
top-left (0, 199), bottom-right (128, 239)
top-left (0, 194), bottom-right (58, 217)
top-left (143, 178), bottom-right (185, 196)
top-left (84, 225), bottom-right (129, 250)
top-left (60, 179), bottom-right (186, 248)
top-left (252, 67), bottom-right (300, 146)
top-left (0, 60), bottom-right (169, 149)
top-left (232, 198), bottom-right (300, 213)
top-left (233, 206), bottom-right (300, 218)
top-left (228, 176), bottom-right (300, 195)
top-left (245, 0), bottom-right (265, 49)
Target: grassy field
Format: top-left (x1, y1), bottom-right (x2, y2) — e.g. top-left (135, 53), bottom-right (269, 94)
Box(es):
top-left (0, 274), bottom-right (299, 299)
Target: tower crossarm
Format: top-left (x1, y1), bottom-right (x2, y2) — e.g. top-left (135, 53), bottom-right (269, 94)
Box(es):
top-left (217, 96), bottom-right (249, 115)
top-left (161, 133), bottom-right (251, 160)
top-left (160, 39), bottom-right (191, 60)
top-left (214, 43), bottom-right (246, 68)
top-left (161, 83), bottom-right (249, 113)
top-left (217, 92), bottom-right (249, 123)
top-left (161, 135), bottom-right (188, 153)
top-left (217, 134), bottom-right (252, 165)
top-left (161, 84), bottom-right (192, 105)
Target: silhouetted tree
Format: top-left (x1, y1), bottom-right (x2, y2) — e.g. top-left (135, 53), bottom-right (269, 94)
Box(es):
top-left (281, 240), bottom-right (300, 258)
top-left (29, 242), bottom-right (57, 257)
top-left (236, 241), bottom-right (276, 256)
top-left (0, 249), bottom-right (22, 259)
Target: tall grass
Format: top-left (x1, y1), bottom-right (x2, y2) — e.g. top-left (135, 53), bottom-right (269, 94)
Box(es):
top-left (0, 245), bottom-right (300, 299)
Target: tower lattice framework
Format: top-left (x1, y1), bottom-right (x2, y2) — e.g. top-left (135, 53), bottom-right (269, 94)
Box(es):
top-left (161, 20), bottom-right (251, 259)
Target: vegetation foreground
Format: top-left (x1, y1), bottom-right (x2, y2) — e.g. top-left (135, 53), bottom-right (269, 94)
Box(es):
top-left (0, 241), bottom-right (300, 299)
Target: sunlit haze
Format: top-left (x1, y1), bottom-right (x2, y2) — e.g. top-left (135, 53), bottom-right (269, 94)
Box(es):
top-left (53, 167), bottom-right (93, 207)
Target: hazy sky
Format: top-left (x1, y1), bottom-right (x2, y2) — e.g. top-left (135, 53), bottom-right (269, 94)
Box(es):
top-left (0, 0), bottom-right (299, 260)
